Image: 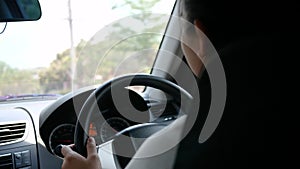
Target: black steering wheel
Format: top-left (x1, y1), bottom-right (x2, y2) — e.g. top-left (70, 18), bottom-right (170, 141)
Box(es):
top-left (74, 74), bottom-right (194, 162)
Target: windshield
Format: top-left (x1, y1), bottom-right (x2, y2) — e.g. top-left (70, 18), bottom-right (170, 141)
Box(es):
top-left (0, 0), bottom-right (175, 99)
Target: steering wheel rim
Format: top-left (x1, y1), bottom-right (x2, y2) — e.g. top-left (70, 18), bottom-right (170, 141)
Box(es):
top-left (74, 74), bottom-right (194, 157)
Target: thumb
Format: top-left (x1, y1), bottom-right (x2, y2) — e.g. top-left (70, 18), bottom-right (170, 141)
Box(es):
top-left (86, 137), bottom-right (97, 157)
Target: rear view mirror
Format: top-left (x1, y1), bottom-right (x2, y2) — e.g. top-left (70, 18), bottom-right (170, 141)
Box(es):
top-left (0, 0), bottom-right (41, 22)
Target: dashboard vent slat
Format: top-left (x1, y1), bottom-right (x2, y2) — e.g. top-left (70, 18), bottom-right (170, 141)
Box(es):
top-left (0, 122), bottom-right (26, 145)
top-left (0, 153), bottom-right (13, 169)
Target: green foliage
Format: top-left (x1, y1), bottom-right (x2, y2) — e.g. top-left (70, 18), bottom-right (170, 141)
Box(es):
top-left (113, 0), bottom-right (160, 13)
top-left (74, 34), bottom-right (161, 88)
top-left (38, 50), bottom-right (72, 94)
top-left (0, 61), bottom-right (41, 96)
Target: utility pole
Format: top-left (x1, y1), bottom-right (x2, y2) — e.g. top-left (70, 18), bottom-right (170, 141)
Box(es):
top-left (67, 0), bottom-right (76, 90)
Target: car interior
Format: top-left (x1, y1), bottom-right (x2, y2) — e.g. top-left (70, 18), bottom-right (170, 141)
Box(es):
top-left (0, 0), bottom-right (294, 168)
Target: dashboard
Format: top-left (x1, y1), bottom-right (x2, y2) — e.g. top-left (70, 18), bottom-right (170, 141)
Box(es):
top-left (0, 109), bottom-right (38, 169)
top-left (0, 86), bottom-right (178, 169)
top-left (39, 86), bottom-right (178, 158)
top-left (0, 99), bottom-right (55, 169)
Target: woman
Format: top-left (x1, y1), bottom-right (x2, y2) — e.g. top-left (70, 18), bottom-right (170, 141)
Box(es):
top-left (60, 0), bottom-right (208, 167)
top-left (61, 0), bottom-right (288, 168)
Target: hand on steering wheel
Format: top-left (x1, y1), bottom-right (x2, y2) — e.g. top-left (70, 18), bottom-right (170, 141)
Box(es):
top-left (61, 137), bottom-right (102, 169)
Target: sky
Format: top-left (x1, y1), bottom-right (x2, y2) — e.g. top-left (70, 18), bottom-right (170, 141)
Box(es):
top-left (0, 0), bottom-right (174, 69)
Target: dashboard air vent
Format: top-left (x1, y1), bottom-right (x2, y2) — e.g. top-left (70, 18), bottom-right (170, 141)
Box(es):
top-left (0, 153), bottom-right (13, 169)
top-left (0, 122), bottom-right (26, 145)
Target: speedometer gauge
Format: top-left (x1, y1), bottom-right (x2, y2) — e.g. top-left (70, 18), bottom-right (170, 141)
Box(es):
top-left (100, 117), bottom-right (130, 142)
top-left (49, 124), bottom-right (75, 154)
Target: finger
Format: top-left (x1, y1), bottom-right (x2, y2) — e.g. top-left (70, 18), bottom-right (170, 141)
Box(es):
top-left (86, 137), bottom-right (97, 156)
top-left (61, 145), bottom-right (74, 158)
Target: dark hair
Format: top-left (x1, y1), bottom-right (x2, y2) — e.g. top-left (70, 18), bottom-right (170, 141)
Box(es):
top-left (179, 0), bottom-right (296, 40)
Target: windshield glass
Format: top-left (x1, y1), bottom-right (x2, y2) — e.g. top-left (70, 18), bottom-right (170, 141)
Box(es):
top-left (0, 0), bottom-right (175, 99)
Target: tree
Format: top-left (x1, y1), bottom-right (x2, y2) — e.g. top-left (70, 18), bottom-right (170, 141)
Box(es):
top-left (0, 61), bottom-right (41, 96)
top-left (39, 50), bottom-right (72, 94)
